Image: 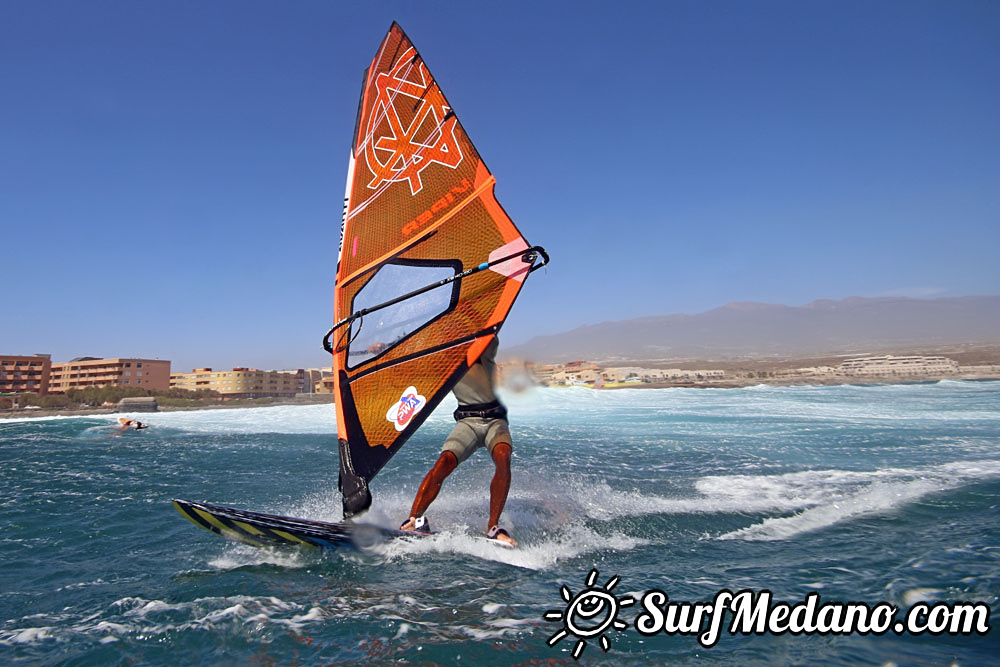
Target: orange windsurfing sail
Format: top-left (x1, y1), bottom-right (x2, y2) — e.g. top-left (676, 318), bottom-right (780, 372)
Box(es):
top-left (323, 22), bottom-right (548, 517)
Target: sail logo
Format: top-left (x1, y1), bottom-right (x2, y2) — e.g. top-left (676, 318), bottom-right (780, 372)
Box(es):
top-left (386, 386), bottom-right (427, 431)
top-left (402, 177), bottom-right (472, 236)
top-left (365, 46), bottom-right (464, 195)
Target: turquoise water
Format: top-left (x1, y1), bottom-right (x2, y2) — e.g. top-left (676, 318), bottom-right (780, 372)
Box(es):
top-left (1, 381), bottom-right (997, 664)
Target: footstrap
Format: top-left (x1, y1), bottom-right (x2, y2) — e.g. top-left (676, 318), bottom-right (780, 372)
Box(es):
top-left (486, 525), bottom-right (510, 539)
top-left (401, 516), bottom-right (429, 531)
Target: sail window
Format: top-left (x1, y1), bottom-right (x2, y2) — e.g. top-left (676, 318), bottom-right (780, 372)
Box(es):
top-left (347, 260), bottom-right (461, 369)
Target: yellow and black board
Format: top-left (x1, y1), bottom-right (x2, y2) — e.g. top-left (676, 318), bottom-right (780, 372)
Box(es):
top-left (172, 499), bottom-right (423, 550)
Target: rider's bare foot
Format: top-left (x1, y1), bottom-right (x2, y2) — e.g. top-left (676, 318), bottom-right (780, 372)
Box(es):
top-left (399, 516), bottom-right (430, 533)
top-left (487, 525), bottom-right (517, 547)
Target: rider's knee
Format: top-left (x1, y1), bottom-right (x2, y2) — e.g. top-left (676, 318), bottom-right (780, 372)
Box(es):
top-left (491, 442), bottom-right (512, 464)
top-left (435, 450), bottom-right (459, 473)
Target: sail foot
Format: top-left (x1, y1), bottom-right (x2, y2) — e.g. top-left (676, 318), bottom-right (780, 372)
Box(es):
top-left (338, 438), bottom-right (373, 517)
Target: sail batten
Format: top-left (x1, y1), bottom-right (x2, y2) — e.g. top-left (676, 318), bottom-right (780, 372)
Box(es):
top-left (330, 22), bottom-right (547, 517)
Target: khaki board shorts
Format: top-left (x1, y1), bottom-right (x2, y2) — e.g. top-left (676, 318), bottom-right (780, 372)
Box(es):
top-left (442, 417), bottom-right (512, 464)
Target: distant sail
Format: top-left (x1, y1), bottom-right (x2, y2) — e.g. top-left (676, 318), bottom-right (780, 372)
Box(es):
top-left (326, 22), bottom-right (547, 516)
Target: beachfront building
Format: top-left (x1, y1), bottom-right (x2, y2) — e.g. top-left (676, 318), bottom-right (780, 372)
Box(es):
top-left (271, 368), bottom-right (331, 395)
top-left (535, 361), bottom-right (728, 386)
top-left (48, 357), bottom-right (171, 393)
top-left (550, 361), bottom-right (603, 385)
top-left (290, 368), bottom-right (332, 395)
top-left (601, 367), bottom-right (648, 383)
top-left (529, 363), bottom-right (560, 385)
top-left (602, 367), bottom-right (726, 383)
top-left (311, 368), bottom-right (335, 394)
top-left (659, 368), bottom-right (726, 381)
top-left (838, 355), bottom-right (959, 377)
top-left (957, 364), bottom-right (1000, 379)
top-left (0, 354), bottom-right (52, 395)
top-left (775, 366), bottom-right (838, 379)
top-left (170, 367), bottom-right (305, 399)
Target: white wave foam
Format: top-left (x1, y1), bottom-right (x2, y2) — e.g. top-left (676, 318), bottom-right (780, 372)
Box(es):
top-left (457, 615), bottom-right (536, 640)
top-left (236, 456), bottom-right (1000, 554)
top-left (123, 599), bottom-right (178, 617)
top-left (715, 460), bottom-right (1000, 541)
top-left (367, 522), bottom-right (646, 571)
top-left (207, 543), bottom-right (312, 570)
top-left (2, 586), bottom-right (540, 648)
top-left (0, 626), bottom-right (55, 644)
top-left (0, 414), bottom-right (88, 424)
top-left (126, 404), bottom-right (336, 434)
top-left (716, 478), bottom-right (947, 541)
top-left (546, 477), bottom-right (818, 521)
top-left (902, 587), bottom-right (946, 606)
top-left (105, 594), bottom-right (318, 636)
top-left (507, 459), bottom-right (1000, 541)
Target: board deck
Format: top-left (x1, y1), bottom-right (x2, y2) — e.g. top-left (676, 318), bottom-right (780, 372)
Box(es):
top-left (478, 536), bottom-right (515, 549)
top-left (172, 499), bottom-right (425, 550)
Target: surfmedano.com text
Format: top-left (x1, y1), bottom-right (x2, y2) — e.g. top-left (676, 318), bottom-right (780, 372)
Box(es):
top-left (635, 589), bottom-right (990, 647)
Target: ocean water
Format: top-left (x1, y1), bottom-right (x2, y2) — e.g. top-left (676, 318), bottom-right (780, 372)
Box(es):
top-left (1, 381), bottom-right (997, 665)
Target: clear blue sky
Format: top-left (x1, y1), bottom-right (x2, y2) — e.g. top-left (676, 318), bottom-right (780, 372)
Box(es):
top-left (2, 1), bottom-right (997, 372)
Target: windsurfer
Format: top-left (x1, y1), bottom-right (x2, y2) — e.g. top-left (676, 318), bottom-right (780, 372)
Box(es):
top-left (116, 417), bottom-right (148, 432)
top-left (381, 337), bottom-right (517, 546)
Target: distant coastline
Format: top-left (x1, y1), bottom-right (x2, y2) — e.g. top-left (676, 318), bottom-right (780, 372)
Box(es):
top-left (551, 373), bottom-right (1000, 391)
top-left (513, 346), bottom-right (1000, 391)
top-left (3, 371), bottom-right (999, 422)
top-left (0, 395), bottom-right (334, 421)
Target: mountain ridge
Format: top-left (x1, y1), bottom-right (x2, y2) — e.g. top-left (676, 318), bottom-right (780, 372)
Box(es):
top-left (503, 296), bottom-right (1000, 363)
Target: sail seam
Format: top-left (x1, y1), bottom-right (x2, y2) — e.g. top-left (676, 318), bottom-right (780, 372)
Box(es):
top-left (340, 174), bottom-right (496, 286)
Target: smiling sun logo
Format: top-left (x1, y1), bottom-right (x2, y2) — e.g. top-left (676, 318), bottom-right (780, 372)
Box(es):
top-left (544, 569), bottom-right (634, 660)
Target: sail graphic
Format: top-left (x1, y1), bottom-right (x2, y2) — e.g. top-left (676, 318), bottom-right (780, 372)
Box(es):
top-left (325, 23), bottom-right (548, 517)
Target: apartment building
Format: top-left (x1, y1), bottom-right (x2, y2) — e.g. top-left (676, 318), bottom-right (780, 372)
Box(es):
top-left (546, 362), bottom-right (600, 385)
top-left (47, 357), bottom-right (171, 393)
top-left (838, 355), bottom-right (959, 377)
top-left (600, 366), bottom-right (726, 383)
top-left (316, 375), bottom-right (335, 394)
top-left (292, 368), bottom-right (329, 395)
top-left (299, 368), bottom-right (332, 394)
top-left (0, 354), bottom-right (52, 395)
top-left (170, 367), bottom-right (306, 399)
top-left (529, 363), bottom-right (560, 385)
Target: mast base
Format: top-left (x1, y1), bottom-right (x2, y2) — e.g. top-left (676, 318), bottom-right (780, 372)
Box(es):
top-left (342, 482), bottom-right (372, 518)
top-left (338, 438), bottom-right (373, 518)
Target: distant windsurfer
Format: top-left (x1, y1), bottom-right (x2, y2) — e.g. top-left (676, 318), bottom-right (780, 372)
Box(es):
top-left (369, 337), bottom-right (517, 546)
top-left (116, 417), bottom-right (148, 433)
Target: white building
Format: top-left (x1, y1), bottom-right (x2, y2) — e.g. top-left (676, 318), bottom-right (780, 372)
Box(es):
top-left (838, 355), bottom-right (958, 377)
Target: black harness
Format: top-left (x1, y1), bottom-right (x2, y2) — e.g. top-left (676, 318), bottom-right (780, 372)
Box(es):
top-left (453, 400), bottom-right (507, 421)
